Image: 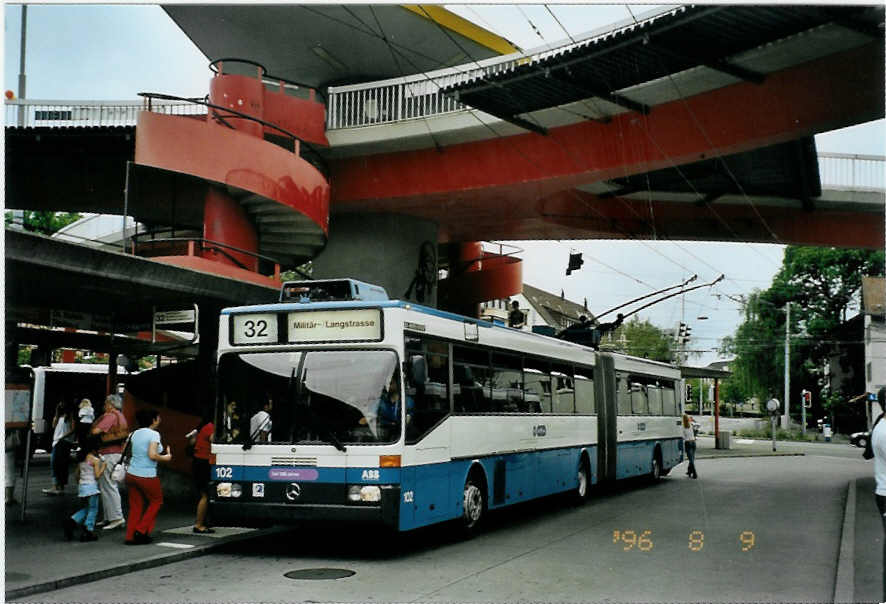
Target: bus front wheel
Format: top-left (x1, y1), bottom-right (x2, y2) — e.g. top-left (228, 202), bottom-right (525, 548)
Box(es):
top-left (462, 475), bottom-right (485, 533)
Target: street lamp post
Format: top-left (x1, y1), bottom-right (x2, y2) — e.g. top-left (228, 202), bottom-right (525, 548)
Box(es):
top-left (783, 302), bottom-right (790, 430)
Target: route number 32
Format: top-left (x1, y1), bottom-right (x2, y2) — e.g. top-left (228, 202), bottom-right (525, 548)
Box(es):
top-left (233, 313), bottom-right (277, 344)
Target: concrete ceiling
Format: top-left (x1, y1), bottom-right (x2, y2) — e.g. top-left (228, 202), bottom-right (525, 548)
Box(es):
top-left (162, 5), bottom-right (517, 89)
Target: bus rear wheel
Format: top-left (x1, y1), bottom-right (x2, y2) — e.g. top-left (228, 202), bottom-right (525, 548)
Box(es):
top-left (574, 457), bottom-right (591, 503)
top-left (650, 452), bottom-right (662, 482)
top-left (462, 475), bottom-right (485, 533)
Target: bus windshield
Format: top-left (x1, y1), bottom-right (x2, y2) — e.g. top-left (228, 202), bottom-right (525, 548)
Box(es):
top-left (217, 350), bottom-right (402, 447)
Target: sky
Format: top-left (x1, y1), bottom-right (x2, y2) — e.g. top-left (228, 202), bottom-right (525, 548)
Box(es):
top-left (3, 4), bottom-right (884, 366)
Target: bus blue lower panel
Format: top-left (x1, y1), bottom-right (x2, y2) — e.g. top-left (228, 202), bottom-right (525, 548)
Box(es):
top-left (211, 446), bottom-right (599, 532)
top-left (399, 446), bottom-right (597, 532)
top-left (615, 438), bottom-right (683, 480)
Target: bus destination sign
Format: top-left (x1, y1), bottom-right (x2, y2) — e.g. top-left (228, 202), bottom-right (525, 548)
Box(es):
top-left (288, 309), bottom-right (381, 343)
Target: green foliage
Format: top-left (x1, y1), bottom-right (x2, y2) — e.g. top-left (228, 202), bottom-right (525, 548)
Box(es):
top-left (5, 211), bottom-right (82, 235)
top-left (17, 346), bottom-right (31, 366)
top-left (722, 246), bottom-right (884, 429)
top-left (279, 261), bottom-right (313, 282)
top-left (602, 317), bottom-right (675, 363)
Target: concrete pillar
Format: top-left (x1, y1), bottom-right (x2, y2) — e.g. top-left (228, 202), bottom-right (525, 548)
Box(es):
top-left (311, 213), bottom-right (438, 306)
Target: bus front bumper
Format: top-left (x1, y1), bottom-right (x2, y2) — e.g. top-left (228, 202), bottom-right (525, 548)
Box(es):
top-left (209, 486), bottom-right (401, 529)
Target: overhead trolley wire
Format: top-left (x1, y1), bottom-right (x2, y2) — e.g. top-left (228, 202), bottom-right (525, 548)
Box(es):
top-left (332, 5), bottom-right (760, 319)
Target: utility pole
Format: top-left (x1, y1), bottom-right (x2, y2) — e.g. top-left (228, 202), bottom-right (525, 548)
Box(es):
top-left (783, 302), bottom-right (790, 430)
top-left (17, 5), bottom-right (27, 127)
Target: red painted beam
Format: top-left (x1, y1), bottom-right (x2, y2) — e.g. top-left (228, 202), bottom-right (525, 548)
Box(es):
top-left (537, 191), bottom-right (884, 250)
top-left (331, 43), bottom-right (883, 207)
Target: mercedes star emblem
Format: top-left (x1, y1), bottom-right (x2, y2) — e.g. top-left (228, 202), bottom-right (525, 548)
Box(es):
top-left (285, 483), bottom-right (302, 501)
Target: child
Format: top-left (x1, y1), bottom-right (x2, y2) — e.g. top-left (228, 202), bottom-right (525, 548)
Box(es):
top-left (64, 435), bottom-right (105, 542)
top-left (77, 399), bottom-right (95, 444)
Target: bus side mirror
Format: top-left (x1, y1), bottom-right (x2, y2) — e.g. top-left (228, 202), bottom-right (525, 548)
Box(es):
top-left (410, 356), bottom-right (427, 387)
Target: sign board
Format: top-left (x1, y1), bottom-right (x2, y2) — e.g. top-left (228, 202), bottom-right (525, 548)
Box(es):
top-left (288, 309), bottom-right (382, 343)
top-left (5, 386), bottom-right (31, 427)
top-left (152, 305), bottom-right (199, 343)
top-left (154, 310), bottom-right (196, 324)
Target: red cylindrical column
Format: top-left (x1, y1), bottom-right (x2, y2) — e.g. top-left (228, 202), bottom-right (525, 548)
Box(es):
top-left (202, 187), bottom-right (259, 271)
top-left (209, 72), bottom-right (264, 139)
top-left (458, 242), bottom-right (483, 273)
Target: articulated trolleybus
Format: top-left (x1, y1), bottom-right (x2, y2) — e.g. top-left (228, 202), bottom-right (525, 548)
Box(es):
top-left (210, 279), bottom-right (684, 533)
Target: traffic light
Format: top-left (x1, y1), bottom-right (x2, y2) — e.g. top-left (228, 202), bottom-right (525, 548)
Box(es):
top-left (677, 322), bottom-right (691, 344)
top-left (686, 383), bottom-right (693, 401)
top-left (802, 390), bottom-right (812, 408)
top-left (566, 252), bottom-right (584, 275)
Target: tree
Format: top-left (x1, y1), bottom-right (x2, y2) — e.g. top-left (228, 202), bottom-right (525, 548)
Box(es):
top-left (602, 317), bottom-right (675, 363)
top-left (721, 245), bottom-right (884, 429)
top-left (5, 210), bottom-right (82, 235)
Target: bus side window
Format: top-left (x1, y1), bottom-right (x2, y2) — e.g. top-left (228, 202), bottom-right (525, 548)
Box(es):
top-left (405, 337), bottom-right (450, 444)
top-left (524, 359), bottom-right (551, 413)
top-left (662, 382), bottom-right (677, 416)
top-left (492, 352), bottom-right (522, 413)
top-left (648, 385), bottom-right (663, 415)
top-left (551, 363), bottom-right (574, 414)
top-left (616, 375), bottom-right (631, 415)
top-left (631, 382), bottom-right (649, 415)
top-left (574, 372), bottom-right (595, 414)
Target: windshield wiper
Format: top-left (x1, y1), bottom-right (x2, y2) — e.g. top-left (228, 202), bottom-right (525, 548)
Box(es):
top-left (324, 430), bottom-right (347, 453)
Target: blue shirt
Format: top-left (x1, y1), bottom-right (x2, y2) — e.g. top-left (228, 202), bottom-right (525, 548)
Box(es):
top-left (128, 427), bottom-right (163, 478)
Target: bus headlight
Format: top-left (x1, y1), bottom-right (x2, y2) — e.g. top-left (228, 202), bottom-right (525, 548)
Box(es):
top-left (230, 483), bottom-right (243, 498)
top-left (348, 485), bottom-right (381, 503)
top-left (217, 482), bottom-right (232, 497)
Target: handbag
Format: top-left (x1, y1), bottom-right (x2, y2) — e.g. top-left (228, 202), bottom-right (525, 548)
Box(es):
top-left (111, 433), bottom-right (133, 483)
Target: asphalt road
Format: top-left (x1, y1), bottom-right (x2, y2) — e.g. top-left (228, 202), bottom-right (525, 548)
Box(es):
top-left (20, 452), bottom-right (874, 604)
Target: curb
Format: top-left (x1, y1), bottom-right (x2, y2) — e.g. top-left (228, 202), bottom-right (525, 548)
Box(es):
top-left (696, 452), bottom-right (806, 459)
top-left (4, 526), bottom-right (286, 601)
top-left (833, 479), bottom-right (856, 604)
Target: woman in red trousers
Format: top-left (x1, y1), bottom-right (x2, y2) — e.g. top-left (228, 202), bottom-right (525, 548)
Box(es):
top-left (124, 408), bottom-right (172, 545)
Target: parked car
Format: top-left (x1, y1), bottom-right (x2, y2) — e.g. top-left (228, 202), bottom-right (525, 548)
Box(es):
top-left (850, 431), bottom-right (870, 448)
top-left (691, 420), bottom-right (700, 436)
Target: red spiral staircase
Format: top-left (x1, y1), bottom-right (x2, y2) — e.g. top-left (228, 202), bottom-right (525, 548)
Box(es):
top-left (133, 60), bottom-right (330, 286)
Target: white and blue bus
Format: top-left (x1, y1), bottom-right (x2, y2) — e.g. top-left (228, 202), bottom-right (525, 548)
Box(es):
top-left (209, 280), bottom-right (684, 532)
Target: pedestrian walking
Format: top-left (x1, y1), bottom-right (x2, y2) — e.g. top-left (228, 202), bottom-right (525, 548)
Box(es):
top-left (64, 435), bottom-right (106, 542)
top-left (871, 387), bottom-right (886, 600)
top-left (189, 415), bottom-right (215, 534)
top-left (682, 413), bottom-right (698, 479)
top-left (76, 398), bottom-right (95, 444)
top-left (91, 394), bottom-right (128, 531)
top-left (43, 401), bottom-right (76, 496)
top-left (124, 408), bottom-right (172, 545)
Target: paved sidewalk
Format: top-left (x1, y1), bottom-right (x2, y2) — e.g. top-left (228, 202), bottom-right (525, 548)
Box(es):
top-left (693, 434), bottom-right (806, 459)
top-left (4, 456), bottom-right (283, 601)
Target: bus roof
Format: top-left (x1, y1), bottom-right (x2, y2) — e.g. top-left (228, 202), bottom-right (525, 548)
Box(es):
top-left (27, 363), bottom-right (132, 375)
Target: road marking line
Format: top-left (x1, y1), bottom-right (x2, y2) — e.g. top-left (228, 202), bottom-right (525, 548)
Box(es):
top-left (156, 542), bottom-right (196, 549)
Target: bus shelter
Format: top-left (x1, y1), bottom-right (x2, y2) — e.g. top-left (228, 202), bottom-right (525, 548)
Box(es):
top-left (680, 365), bottom-right (732, 449)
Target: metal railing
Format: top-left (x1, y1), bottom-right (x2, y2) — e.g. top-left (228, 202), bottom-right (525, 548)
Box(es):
top-left (817, 152), bottom-right (885, 191)
top-left (4, 98), bottom-right (205, 128)
top-left (5, 99), bottom-right (884, 193)
top-left (325, 6), bottom-right (684, 130)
